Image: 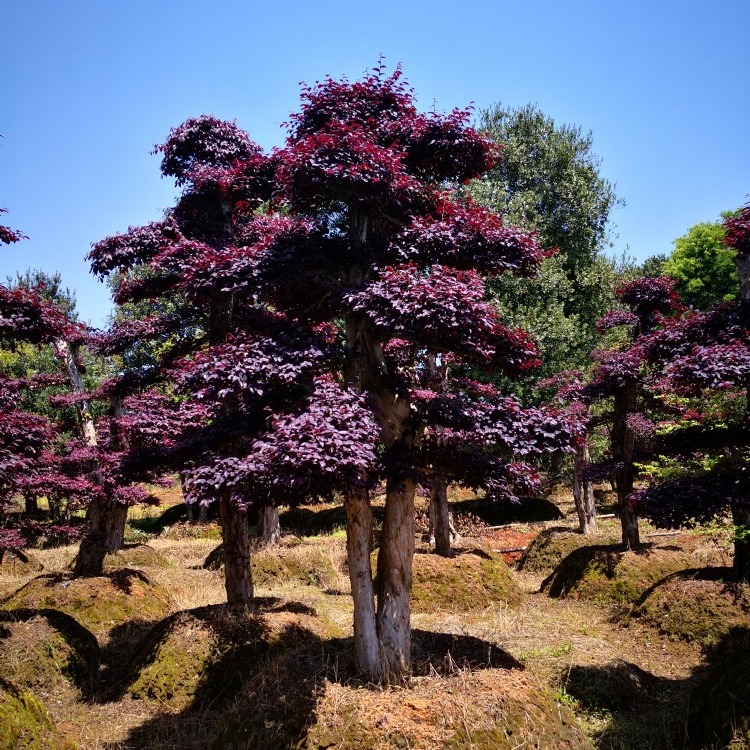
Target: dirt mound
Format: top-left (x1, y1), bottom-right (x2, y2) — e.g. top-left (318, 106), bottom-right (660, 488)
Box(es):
top-left (104, 544), bottom-right (171, 570)
top-left (518, 528), bottom-right (618, 574)
top-left (630, 570), bottom-right (750, 647)
top-left (1, 569), bottom-right (174, 639)
top-left (0, 677), bottom-right (75, 750)
top-left (126, 599), bottom-right (339, 711)
top-left (0, 549), bottom-right (44, 576)
top-left (203, 542), bottom-right (340, 590)
top-left (0, 609), bottom-right (99, 700)
top-left (411, 546), bottom-right (523, 613)
top-left (540, 544), bottom-right (703, 607)
top-left (216, 636), bottom-right (591, 750)
top-left (306, 671), bottom-right (592, 749)
top-left (687, 626), bottom-right (750, 749)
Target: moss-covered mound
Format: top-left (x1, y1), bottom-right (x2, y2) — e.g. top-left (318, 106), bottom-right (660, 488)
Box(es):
top-left (630, 571), bottom-right (750, 647)
top-left (540, 545), bottom-right (702, 607)
top-left (687, 627), bottom-right (750, 749)
top-left (126, 599), bottom-right (340, 711)
top-left (0, 609), bottom-right (99, 700)
top-left (217, 639), bottom-right (591, 750)
top-left (411, 547), bottom-right (523, 613)
top-left (518, 528), bottom-right (618, 574)
top-left (0, 677), bottom-right (76, 750)
top-left (203, 543), bottom-right (340, 590)
top-left (1, 570), bottom-right (174, 639)
top-left (104, 544), bottom-right (171, 571)
top-left (0, 550), bottom-right (44, 577)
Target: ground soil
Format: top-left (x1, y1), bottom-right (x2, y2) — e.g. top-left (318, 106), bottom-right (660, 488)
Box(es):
top-left (0, 485), bottom-right (746, 749)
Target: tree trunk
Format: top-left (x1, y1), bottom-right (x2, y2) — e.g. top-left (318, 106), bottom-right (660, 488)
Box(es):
top-left (52, 339), bottom-right (98, 448)
top-left (573, 441), bottom-right (597, 535)
top-left (24, 496), bottom-right (39, 516)
top-left (219, 493), bottom-right (253, 606)
top-left (106, 504), bottom-right (128, 553)
top-left (429, 476), bottom-right (452, 556)
top-left (376, 476), bottom-right (416, 684)
top-left (731, 501), bottom-right (750, 583)
top-left (258, 504), bottom-right (281, 546)
top-left (612, 382), bottom-right (640, 548)
top-left (73, 497), bottom-right (115, 576)
top-left (345, 487), bottom-right (382, 681)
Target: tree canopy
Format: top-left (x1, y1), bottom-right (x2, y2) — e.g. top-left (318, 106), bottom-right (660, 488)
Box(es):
top-left (662, 219), bottom-right (738, 309)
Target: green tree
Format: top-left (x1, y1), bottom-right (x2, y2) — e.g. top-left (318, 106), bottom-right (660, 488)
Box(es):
top-left (467, 104), bottom-right (626, 388)
top-left (471, 103), bottom-right (620, 276)
top-left (640, 253), bottom-right (668, 278)
top-left (662, 220), bottom-right (737, 309)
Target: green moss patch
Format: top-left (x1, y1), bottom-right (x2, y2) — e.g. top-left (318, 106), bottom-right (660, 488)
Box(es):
top-left (518, 528), bottom-right (618, 574)
top-left (1, 570), bottom-right (174, 640)
top-left (541, 545), bottom-right (702, 607)
top-left (203, 543), bottom-right (339, 590)
top-left (104, 544), bottom-right (171, 571)
top-left (411, 547), bottom-right (523, 613)
top-left (127, 600), bottom-right (337, 711)
top-left (0, 609), bottom-right (99, 700)
top-left (0, 677), bottom-right (76, 750)
top-left (687, 627), bottom-right (750, 749)
top-left (630, 572), bottom-right (750, 647)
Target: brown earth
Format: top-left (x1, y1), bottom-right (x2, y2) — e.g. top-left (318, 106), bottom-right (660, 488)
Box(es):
top-left (0, 485), bottom-right (744, 749)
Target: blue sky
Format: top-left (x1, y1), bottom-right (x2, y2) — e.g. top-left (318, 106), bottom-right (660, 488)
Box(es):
top-left (2, 0), bottom-right (748, 327)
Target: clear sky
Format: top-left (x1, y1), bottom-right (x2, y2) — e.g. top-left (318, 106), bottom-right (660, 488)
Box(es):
top-left (2, 0), bottom-right (748, 327)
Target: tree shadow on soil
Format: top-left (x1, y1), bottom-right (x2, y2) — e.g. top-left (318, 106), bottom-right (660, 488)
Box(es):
top-left (563, 625), bottom-right (750, 749)
top-left (562, 659), bottom-right (691, 748)
top-left (107, 615), bottom-right (522, 750)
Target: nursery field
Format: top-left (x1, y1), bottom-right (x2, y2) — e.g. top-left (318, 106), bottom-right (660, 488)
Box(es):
top-left (1, 485), bottom-right (748, 750)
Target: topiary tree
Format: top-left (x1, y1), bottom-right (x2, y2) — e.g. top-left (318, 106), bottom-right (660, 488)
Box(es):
top-left (583, 277), bottom-right (684, 548)
top-left (88, 65), bottom-right (582, 683)
top-left (635, 203), bottom-right (750, 581)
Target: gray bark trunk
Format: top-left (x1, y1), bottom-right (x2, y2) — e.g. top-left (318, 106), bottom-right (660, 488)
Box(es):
top-left (73, 497), bottom-right (114, 576)
top-left (219, 493), bottom-right (253, 606)
top-left (258, 504), bottom-right (281, 546)
top-left (612, 381), bottom-right (640, 549)
top-left (53, 339), bottom-right (98, 448)
top-left (376, 476), bottom-right (415, 684)
top-left (429, 476), bottom-right (452, 556)
top-left (106, 504), bottom-right (128, 553)
top-left (345, 487), bottom-right (382, 681)
top-left (573, 441), bottom-right (597, 535)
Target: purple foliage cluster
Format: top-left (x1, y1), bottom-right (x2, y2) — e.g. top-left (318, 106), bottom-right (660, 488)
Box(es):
top-left (82, 64), bottom-right (576, 519)
top-left (724, 203), bottom-right (750, 257)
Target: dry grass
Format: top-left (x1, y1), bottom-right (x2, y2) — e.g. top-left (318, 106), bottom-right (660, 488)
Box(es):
top-left (1, 487), bottom-right (741, 749)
